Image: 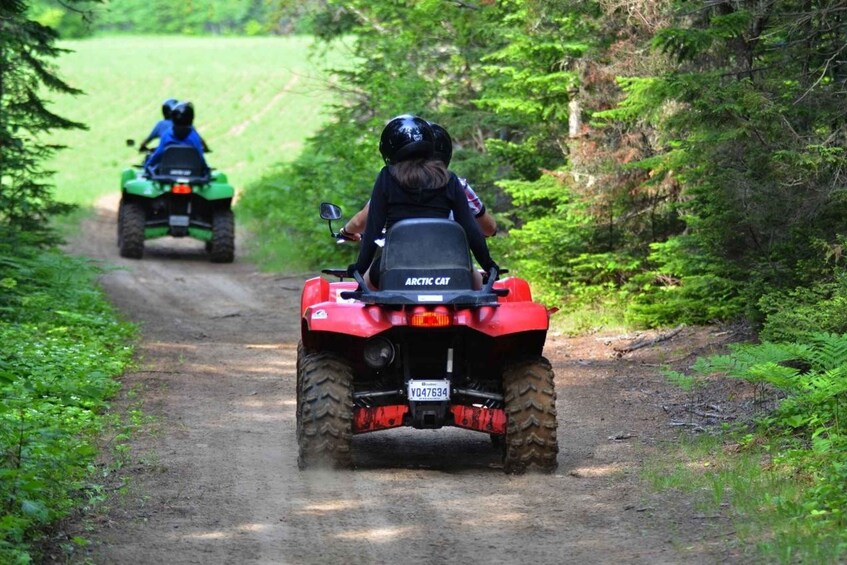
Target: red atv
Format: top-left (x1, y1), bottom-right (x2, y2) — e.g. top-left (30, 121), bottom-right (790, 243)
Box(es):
top-left (297, 203), bottom-right (559, 473)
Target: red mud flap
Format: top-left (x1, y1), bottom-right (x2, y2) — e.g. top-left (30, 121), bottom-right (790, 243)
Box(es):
top-left (352, 404), bottom-right (507, 435)
top-left (353, 405), bottom-right (409, 434)
top-left (450, 405), bottom-right (507, 435)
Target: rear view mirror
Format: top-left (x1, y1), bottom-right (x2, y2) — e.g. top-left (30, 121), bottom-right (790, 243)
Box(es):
top-left (320, 202), bottom-right (342, 221)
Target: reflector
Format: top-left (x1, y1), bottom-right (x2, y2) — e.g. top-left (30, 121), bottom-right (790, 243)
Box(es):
top-left (171, 184), bottom-right (192, 194)
top-left (410, 309), bottom-right (451, 327)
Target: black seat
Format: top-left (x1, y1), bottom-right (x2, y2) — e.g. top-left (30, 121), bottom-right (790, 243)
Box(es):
top-left (151, 145), bottom-right (209, 181)
top-left (379, 218), bottom-right (474, 291)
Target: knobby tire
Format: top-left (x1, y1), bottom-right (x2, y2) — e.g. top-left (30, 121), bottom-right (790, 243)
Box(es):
top-left (297, 352), bottom-right (354, 469)
top-left (502, 356), bottom-right (559, 474)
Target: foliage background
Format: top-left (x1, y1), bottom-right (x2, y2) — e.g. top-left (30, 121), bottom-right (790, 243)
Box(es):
top-left (6, 0), bottom-right (847, 561)
top-left (0, 243), bottom-right (134, 563)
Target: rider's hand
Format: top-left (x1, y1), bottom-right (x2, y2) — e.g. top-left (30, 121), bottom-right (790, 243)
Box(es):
top-left (339, 226), bottom-right (361, 242)
top-left (482, 261), bottom-right (500, 283)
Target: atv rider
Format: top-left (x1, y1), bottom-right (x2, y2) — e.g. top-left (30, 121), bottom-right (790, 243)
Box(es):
top-left (144, 102), bottom-right (208, 176)
top-left (138, 98), bottom-right (178, 153)
top-left (340, 121), bottom-right (497, 241)
top-left (348, 115), bottom-right (498, 290)
top-left (138, 98), bottom-right (211, 154)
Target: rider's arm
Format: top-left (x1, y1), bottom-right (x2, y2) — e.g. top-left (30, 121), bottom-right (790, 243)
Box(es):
top-left (449, 178), bottom-right (497, 273)
top-left (139, 120), bottom-right (169, 151)
top-left (352, 172), bottom-right (388, 274)
top-left (460, 178), bottom-right (497, 237)
top-left (475, 208), bottom-right (497, 237)
top-left (138, 132), bottom-right (155, 152)
top-left (342, 201), bottom-right (370, 240)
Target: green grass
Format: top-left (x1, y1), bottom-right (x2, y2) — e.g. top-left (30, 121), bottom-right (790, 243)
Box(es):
top-left (43, 35), bottom-right (348, 206)
top-left (642, 433), bottom-right (847, 563)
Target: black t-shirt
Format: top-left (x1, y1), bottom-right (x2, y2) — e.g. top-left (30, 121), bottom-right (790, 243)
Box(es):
top-left (353, 166), bottom-right (495, 275)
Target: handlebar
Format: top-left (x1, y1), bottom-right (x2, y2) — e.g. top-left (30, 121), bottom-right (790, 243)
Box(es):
top-left (321, 268), bottom-right (350, 279)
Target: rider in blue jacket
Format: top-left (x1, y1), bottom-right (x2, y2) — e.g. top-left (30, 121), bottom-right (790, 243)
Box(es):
top-left (138, 98), bottom-right (177, 153)
top-left (144, 102), bottom-right (207, 174)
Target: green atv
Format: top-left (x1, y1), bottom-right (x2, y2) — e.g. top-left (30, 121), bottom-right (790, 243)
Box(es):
top-left (118, 141), bottom-right (235, 262)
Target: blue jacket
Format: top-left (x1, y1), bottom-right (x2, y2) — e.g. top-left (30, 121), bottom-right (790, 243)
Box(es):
top-left (143, 119), bottom-right (172, 145)
top-left (145, 128), bottom-right (206, 172)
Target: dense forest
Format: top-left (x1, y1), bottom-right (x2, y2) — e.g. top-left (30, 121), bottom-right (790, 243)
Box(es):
top-left (237, 0), bottom-right (847, 337)
top-left (3, 0), bottom-right (847, 561)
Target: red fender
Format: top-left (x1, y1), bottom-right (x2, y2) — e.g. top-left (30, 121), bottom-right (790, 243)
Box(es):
top-left (301, 277), bottom-right (360, 316)
top-left (301, 276), bottom-right (550, 338)
top-left (453, 302), bottom-right (550, 336)
top-left (495, 277), bottom-right (533, 303)
top-left (300, 277), bottom-right (329, 317)
top-left (305, 302), bottom-right (394, 337)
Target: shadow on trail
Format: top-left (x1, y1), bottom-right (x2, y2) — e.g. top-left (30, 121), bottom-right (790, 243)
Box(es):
top-left (140, 239), bottom-right (215, 262)
top-left (349, 428), bottom-right (506, 472)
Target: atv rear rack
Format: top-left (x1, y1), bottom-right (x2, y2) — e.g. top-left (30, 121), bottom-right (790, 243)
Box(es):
top-left (323, 268), bottom-right (508, 306)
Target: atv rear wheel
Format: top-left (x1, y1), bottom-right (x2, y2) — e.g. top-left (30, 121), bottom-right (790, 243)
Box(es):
top-left (118, 201), bottom-right (145, 259)
top-left (117, 200), bottom-right (124, 247)
top-left (502, 356), bottom-right (558, 474)
top-left (298, 352), bottom-right (354, 469)
top-left (209, 209), bottom-right (235, 263)
top-left (295, 340), bottom-right (307, 441)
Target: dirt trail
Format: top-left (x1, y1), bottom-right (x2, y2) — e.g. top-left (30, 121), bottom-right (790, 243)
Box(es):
top-left (64, 196), bottom-right (737, 564)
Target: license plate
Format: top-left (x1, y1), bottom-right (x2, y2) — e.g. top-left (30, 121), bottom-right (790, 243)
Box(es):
top-left (169, 215), bottom-right (190, 227)
top-left (407, 380), bottom-right (450, 401)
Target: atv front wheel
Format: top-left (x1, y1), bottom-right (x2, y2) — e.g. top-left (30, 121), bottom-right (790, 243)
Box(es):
top-left (298, 352), bottom-right (354, 469)
top-left (209, 209), bottom-right (235, 263)
top-left (118, 201), bottom-right (145, 259)
top-left (502, 357), bottom-right (558, 474)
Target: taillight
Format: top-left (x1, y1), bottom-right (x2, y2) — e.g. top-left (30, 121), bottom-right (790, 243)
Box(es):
top-left (409, 306), bottom-right (451, 327)
top-left (171, 184), bottom-right (192, 194)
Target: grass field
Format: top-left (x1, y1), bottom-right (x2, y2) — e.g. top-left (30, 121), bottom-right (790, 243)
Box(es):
top-left (44, 35), bottom-right (348, 205)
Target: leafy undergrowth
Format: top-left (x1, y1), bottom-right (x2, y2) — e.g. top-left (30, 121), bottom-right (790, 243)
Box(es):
top-left (654, 334), bottom-right (847, 563)
top-left (0, 240), bottom-right (134, 563)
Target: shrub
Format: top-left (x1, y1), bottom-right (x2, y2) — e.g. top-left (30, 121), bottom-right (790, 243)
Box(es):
top-left (0, 236), bottom-right (134, 562)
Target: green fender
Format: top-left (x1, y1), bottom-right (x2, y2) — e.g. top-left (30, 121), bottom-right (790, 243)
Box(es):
top-left (120, 168), bottom-right (137, 189)
top-left (123, 177), bottom-right (162, 198)
top-left (121, 172), bottom-right (234, 201)
top-left (196, 179), bottom-right (234, 201)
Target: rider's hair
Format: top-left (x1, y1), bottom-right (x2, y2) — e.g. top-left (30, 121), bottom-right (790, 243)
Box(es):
top-left (389, 158), bottom-right (450, 192)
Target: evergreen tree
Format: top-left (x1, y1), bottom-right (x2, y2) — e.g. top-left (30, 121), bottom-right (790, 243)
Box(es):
top-left (613, 1), bottom-right (847, 324)
top-left (0, 0), bottom-right (85, 244)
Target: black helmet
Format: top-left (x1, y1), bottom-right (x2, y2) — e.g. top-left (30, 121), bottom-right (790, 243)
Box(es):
top-left (428, 122), bottom-right (452, 166)
top-left (379, 115), bottom-right (434, 164)
top-left (171, 102), bottom-right (194, 127)
top-left (162, 98), bottom-right (178, 119)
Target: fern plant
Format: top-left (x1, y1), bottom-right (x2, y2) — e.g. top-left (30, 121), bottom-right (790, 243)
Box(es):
top-left (682, 332), bottom-right (847, 530)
